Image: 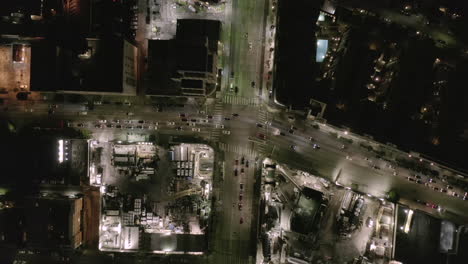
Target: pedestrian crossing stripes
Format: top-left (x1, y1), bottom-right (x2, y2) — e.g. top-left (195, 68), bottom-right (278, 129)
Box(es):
top-left (213, 100), bottom-right (224, 120)
top-left (257, 108), bottom-right (268, 124)
top-left (255, 107), bottom-right (271, 155)
top-left (219, 142), bottom-right (256, 158)
top-left (210, 100), bottom-right (225, 141)
top-left (222, 95), bottom-right (259, 106)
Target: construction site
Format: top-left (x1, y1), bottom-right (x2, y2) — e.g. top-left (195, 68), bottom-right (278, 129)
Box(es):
top-left (98, 142), bottom-right (214, 254)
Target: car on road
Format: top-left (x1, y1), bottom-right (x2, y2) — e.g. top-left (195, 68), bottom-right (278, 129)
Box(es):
top-left (126, 126), bottom-right (134, 129)
top-left (290, 145), bottom-right (297, 151)
top-left (207, 115), bottom-right (213, 119)
top-left (366, 217), bottom-right (374, 228)
top-left (126, 112), bottom-right (134, 116)
top-left (240, 183), bottom-right (244, 190)
top-left (241, 157), bottom-right (245, 165)
top-left (136, 125), bottom-right (143, 129)
top-left (116, 125), bottom-right (122, 129)
top-left (232, 113), bottom-right (239, 117)
top-left (238, 203), bottom-right (242, 211)
top-left (239, 194), bottom-right (243, 201)
top-left (235, 159), bottom-right (239, 165)
top-left (240, 217), bottom-right (244, 224)
top-left (190, 119), bottom-right (197, 122)
top-left (433, 187), bottom-right (439, 191)
top-left (179, 113), bottom-right (186, 118)
top-left (245, 161), bottom-right (249, 168)
top-left (99, 120), bottom-right (107, 123)
top-left (313, 144), bottom-right (320, 149)
top-left (288, 129), bottom-right (294, 134)
top-left (440, 189), bottom-right (447, 193)
top-left (407, 177), bottom-right (415, 182)
top-left (176, 127), bottom-right (182, 131)
top-left (216, 124), bottom-right (225, 129)
top-left (279, 132), bottom-right (286, 136)
top-left (251, 81), bottom-right (255, 87)
top-left (309, 137), bottom-right (315, 141)
top-left (95, 124), bottom-right (102, 128)
top-left (222, 130), bottom-right (231, 135)
top-left (453, 192), bottom-right (460, 197)
top-left (240, 168), bottom-right (244, 174)
top-left (191, 128), bottom-right (201, 132)
top-left (114, 119), bottom-right (120, 123)
top-left (257, 133), bottom-right (266, 140)
top-left (224, 117), bottom-right (231, 121)
top-left (167, 122), bottom-right (175, 125)
top-left (106, 124), bottom-right (113, 128)
top-left (234, 169), bottom-right (238, 176)
top-left (256, 123), bottom-right (263, 128)
top-left (181, 118), bottom-right (188, 122)
top-left (77, 123), bottom-right (85, 128)
top-left (138, 120), bottom-right (145, 124)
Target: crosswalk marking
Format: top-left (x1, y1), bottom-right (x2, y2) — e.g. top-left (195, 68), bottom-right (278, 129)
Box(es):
top-left (210, 100), bottom-right (225, 141)
top-left (219, 142), bottom-right (256, 158)
top-left (222, 95), bottom-right (259, 106)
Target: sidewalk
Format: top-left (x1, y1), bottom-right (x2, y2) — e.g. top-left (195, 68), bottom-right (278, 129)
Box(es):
top-left (260, 0), bottom-right (277, 101)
